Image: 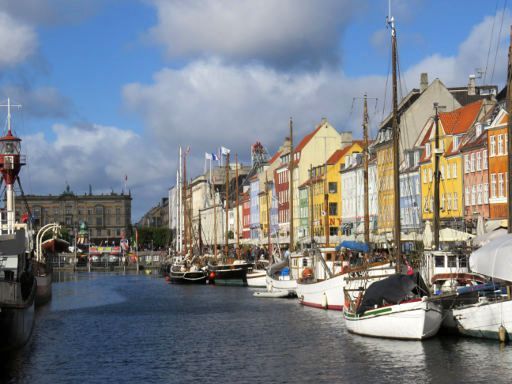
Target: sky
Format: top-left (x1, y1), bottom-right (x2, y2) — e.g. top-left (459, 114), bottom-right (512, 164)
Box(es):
top-left (0, 0), bottom-right (510, 221)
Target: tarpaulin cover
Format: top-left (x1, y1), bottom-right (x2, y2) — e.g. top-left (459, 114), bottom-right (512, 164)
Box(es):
top-left (356, 273), bottom-right (429, 315)
top-left (470, 233), bottom-right (512, 281)
top-left (336, 241), bottom-right (370, 253)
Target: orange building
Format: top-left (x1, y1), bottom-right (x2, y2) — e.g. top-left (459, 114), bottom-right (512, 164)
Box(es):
top-left (487, 107), bottom-right (508, 220)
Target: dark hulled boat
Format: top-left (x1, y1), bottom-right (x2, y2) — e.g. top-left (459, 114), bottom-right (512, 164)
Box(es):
top-left (207, 261), bottom-right (251, 286)
top-left (0, 229), bottom-right (37, 353)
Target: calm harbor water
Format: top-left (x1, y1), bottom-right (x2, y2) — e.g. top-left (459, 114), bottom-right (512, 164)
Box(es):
top-left (2, 272), bottom-right (512, 384)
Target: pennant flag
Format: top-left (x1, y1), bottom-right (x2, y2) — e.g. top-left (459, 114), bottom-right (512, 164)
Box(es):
top-left (205, 152), bottom-right (213, 160)
top-left (211, 152), bottom-right (219, 161)
top-left (221, 146), bottom-right (230, 155)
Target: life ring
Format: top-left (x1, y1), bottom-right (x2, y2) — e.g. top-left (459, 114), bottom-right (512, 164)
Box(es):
top-left (302, 268), bottom-right (313, 279)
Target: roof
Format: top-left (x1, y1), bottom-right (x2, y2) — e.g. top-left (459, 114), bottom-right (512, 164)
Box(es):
top-left (268, 151), bottom-right (281, 165)
top-left (326, 140), bottom-right (365, 165)
top-left (294, 124), bottom-right (323, 153)
top-left (439, 100), bottom-right (483, 135)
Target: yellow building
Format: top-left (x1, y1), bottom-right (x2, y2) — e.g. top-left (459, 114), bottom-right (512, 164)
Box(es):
top-left (307, 141), bottom-right (364, 241)
top-left (419, 100), bottom-right (489, 226)
top-left (375, 139), bottom-right (394, 234)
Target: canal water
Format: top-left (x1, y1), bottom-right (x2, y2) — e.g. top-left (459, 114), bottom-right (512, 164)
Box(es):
top-left (2, 272), bottom-right (512, 383)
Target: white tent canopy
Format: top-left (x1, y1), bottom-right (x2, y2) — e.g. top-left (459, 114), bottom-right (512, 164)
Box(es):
top-left (472, 228), bottom-right (508, 247)
top-left (470, 233), bottom-right (512, 281)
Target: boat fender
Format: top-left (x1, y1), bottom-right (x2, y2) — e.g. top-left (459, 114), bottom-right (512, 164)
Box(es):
top-left (499, 325), bottom-right (507, 343)
top-left (302, 268), bottom-right (313, 279)
top-left (209, 271), bottom-right (216, 281)
top-left (322, 293), bottom-right (328, 309)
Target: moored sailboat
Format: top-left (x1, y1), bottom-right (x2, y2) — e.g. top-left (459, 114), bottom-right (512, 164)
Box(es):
top-left (342, 12), bottom-right (442, 340)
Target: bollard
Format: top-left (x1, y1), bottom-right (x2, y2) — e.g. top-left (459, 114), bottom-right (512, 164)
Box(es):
top-left (499, 325), bottom-right (507, 343)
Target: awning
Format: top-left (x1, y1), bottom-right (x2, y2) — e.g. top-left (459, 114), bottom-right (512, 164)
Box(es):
top-left (336, 240), bottom-right (370, 253)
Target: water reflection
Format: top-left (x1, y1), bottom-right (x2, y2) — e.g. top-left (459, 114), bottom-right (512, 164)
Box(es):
top-left (1, 273), bottom-right (512, 384)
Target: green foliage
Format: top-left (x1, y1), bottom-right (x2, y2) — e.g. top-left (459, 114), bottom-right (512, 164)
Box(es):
top-left (137, 227), bottom-right (171, 249)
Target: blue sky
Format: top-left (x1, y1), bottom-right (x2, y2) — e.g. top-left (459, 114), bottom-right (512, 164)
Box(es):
top-left (0, 0), bottom-right (509, 220)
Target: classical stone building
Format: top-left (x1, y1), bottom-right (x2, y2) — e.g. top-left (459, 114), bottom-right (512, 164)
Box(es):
top-left (19, 186), bottom-right (132, 244)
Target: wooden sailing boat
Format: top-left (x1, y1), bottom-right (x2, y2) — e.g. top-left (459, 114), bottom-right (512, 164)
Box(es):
top-left (342, 12), bottom-right (443, 340)
top-left (170, 147), bottom-right (208, 284)
top-left (207, 151), bottom-right (251, 286)
top-left (265, 118), bottom-right (298, 296)
top-left (295, 95), bottom-right (395, 310)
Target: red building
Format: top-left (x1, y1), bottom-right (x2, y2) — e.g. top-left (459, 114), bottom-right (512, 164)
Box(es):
top-left (487, 108), bottom-right (508, 220)
top-left (274, 151), bottom-right (291, 238)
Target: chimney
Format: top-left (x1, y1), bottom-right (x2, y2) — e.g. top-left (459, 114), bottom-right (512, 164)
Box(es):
top-left (420, 73), bottom-right (428, 92)
top-left (468, 74), bottom-right (476, 96)
top-left (339, 131), bottom-right (353, 149)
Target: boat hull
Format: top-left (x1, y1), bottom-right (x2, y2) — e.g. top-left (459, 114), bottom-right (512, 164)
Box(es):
top-left (296, 274), bottom-right (345, 310)
top-left (35, 272), bottom-right (52, 306)
top-left (247, 270), bottom-right (267, 287)
top-left (265, 275), bottom-right (297, 296)
top-left (169, 270), bottom-right (207, 284)
top-left (209, 265), bottom-right (248, 286)
top-left (343, 299), bottom-right (443, 340)
top-left (0, 278), bottom-right (37, 352)
top-left (452, 299), bottom-right (512, 340)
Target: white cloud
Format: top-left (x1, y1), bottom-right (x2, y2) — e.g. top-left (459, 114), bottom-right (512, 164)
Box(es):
top-left (147, 0), bottom-right (361, 68)
top-left (0, 85), bottom-right (72, 118)
top-left (20, 123), bottom-right (174, 218)
top-left (0, 12), bottom-right (37, 67)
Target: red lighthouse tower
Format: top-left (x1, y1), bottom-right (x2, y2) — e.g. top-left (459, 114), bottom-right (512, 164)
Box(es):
top-left (0, 98), bottom-right (24, 233)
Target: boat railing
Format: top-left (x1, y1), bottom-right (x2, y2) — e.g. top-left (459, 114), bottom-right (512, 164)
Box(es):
top-left (0, 211), bottom-right (14, 235)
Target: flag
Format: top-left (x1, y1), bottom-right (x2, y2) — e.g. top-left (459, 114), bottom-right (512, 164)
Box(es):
top-left (205, 152), bottom-right (212, 160)
top-left (211, 152), bottom-right (219, 161)
top-left (221, 146), bottom-right (230, 155)
top-left (124, 174), bottom-right (128, 182)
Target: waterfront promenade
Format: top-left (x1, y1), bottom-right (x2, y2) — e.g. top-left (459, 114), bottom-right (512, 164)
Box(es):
top-left (2, 272), bottom-right (512, 384)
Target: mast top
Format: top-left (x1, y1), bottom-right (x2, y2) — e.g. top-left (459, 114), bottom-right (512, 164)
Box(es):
top-left (386, 0), bottom-right (396, 36)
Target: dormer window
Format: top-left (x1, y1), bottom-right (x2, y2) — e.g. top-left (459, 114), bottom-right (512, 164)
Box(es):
top-left (453, 136), bottom-right (459, 151)
top-left (426, 143), bottom-right (431, 158)
top-left (475, 124), bottom-right (482, 137)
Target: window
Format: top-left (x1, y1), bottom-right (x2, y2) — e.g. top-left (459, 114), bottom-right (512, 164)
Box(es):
top-left (448, 256), bottom-right (457, 268)
top-left (498, 134), bottom-right (504, 155)
top-left (453, 136), bottom-right (459, 151)
top-left (423, 169), bottom-right (427, 183)
top-left (465, 186), bottom-right (470, 206)
top-left (446, 162), bottom-right (451, 179)
top-left (453, 192), bottom-right (458, 210)
top-left (329, 227), bottom-right (338, 236)
top-left (471, 185), bottom-right (476, 206)
top-left (464, 154), bottom-right (469, 173)
top-left (483, 150), bottom-right (488, 169)
top-left (484, 183), bottom-right (489, 203)
top-left (499, 173), bottom-right (504, 197)
top-left (447, 193), bottom-right (452, 210)
top-left (328, 182), bottom-right (337, 194)
top-left (452, 163), bottom-right (457, 178)
top-left (329, 203), bottom-right (337, 216)
top-left (426, 143), bottom-right (431, 158)
top-left (429, 168), bottom-right (433, 182)
top-left (477, 184), bottom-right (482, 205)
top-left (490, 136), bottom-right (496, 156)
top-left (491, 174), bottom-right (497, 198)
top-left (458, 255), bottom-right (468, 268)
top-left (506, 134), bottom-right (509, 155)
top-left (435, 256), bottom-right (445, 268)
top-left (476, 152), bottom-right (481, 171)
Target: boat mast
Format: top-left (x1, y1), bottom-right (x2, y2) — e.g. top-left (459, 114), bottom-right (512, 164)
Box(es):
top-left (266, 173), bottom-right (272, 262)
top-left (363, 94), bottom-right (370, 245)
top-left (214, 186), bottom-right (218, 260)
top-left (388, 11), bottom-right (401, 269)
top-left (309, 164), bottom-right (314, 245)
top-left (289, 117), bottom-right (295, 252)
top-left (225, 152), bottom-right (230, 258)
top-left (177, 147), bottom-right (182, 253)
top-left (433, 103), bottom-right (442, 249)
top-left (508, 26), bottom-right (512, 234)
top-left (183, 150), bottom-right (188, 255)
top-left (235, 153), bottom-right (240, 259)
top-left (324, 166), bottom-right (329, 246)
top-left (189, 181), bottom-right (194, 254)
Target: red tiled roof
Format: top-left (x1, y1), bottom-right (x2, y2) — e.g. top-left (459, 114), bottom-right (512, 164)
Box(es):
top-left (439, 100), bottom-right (483, 135)
top-left (268, 151), bottom-right (281, 165)
top-left (294, 124), bottom-right (323, 153)
top-left (326, 140), bottom-right (366, 165)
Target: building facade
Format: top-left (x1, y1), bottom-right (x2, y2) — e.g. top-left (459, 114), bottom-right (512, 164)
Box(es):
top-left (23, 187), bottom-right (132, 244)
